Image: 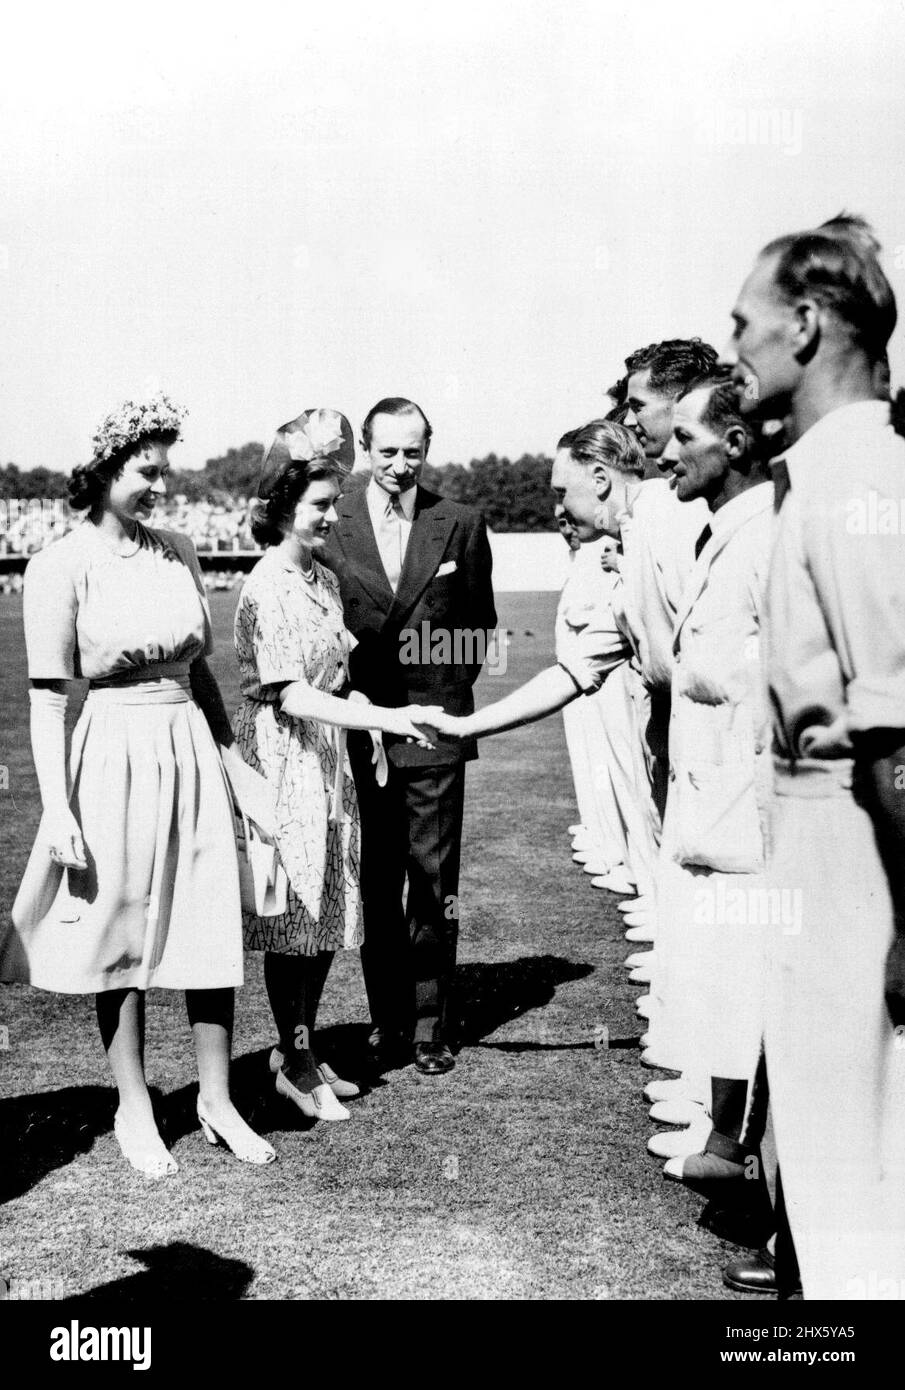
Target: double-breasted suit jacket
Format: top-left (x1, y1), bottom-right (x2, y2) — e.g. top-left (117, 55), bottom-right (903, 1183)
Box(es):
top-left (324, 485), bottom-right (497, 765)
top-left (322, 481), bottom-right (496, 1045)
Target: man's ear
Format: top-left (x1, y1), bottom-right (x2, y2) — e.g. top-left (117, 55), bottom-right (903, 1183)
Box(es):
top-left (724, 423), bottom-right (747, 462)
top-left (793, 298), bottom-right (821, 359)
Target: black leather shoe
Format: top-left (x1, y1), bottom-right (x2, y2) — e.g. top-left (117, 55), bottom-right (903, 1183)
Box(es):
top-left (724, 1247), bottom-right (777, 1294)
top-left (366, 1029), bottom-right (412, 1073)
top-left (413, 1042), bottom-right (455, 1075)
top-left (724, 1245), bottom-right (803, 1296)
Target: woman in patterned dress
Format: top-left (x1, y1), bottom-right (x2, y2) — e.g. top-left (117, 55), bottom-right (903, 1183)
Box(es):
top-left (233, 410), bottom-right (440, 1122)
top-left (0, 394), bottom-right (276, 1175)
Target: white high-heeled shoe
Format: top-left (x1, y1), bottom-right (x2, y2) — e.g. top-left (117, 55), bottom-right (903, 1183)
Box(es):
top-left (113, 1109), bottom-right (178, 1178)
top-left (197, 1100), bottom-right (277, 1165)
top-left (275, 1068), bottom-right (350, 1122)
top-left (268, 1048), bottom-right (359, 1099)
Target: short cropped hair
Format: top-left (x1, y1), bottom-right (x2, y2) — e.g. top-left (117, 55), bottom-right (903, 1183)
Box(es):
top-left (361, 397), bottom-right (432, 451)
top-left (761, 213), bottom-right (897, 362)
top-left (622, 338), bottom-right (719, 399)
top-left (566, 418), bottom-right (645, 477)
top-left (679, 373), bottom-right (755, 451)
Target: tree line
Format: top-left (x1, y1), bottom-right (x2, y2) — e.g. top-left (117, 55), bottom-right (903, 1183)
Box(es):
top-left (0, 447), bottom-right (561, 531)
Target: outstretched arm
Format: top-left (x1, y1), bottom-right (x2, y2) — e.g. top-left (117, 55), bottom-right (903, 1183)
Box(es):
top-left (423, 663), bottom-right (582, 740)
top-left (278, 679), bottom-right (441, 743)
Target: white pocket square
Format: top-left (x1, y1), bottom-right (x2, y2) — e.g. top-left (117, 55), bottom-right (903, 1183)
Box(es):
top-left (436, 560), bottom-right (457, 577)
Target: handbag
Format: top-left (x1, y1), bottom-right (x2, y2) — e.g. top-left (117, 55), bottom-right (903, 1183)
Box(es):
top-left (218, 743), bottom-right (286, 916)
top-left (236, 807), bottom-right (289, 917)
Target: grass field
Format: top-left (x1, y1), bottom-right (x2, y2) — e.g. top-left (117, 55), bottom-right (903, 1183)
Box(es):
top-left (0, 589), bottom-right (752, 1301)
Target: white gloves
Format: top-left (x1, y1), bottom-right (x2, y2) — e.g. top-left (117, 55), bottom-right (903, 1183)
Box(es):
top-left (29, 686), bottom-right (86, 869)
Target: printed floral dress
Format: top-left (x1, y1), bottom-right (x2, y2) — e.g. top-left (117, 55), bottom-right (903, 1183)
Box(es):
top-left (233, 548), bottom-right (363, 954)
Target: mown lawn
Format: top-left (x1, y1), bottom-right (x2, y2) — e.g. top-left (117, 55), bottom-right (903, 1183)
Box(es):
top-left (0, 590), bottom-right (751, 1299)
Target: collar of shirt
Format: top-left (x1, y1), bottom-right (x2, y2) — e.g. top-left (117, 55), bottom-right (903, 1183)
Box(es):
top-left (367, 477), bottom-right (418, 526)
top-left (708, 480), bottom-right (774, 542)
top-left (781, 399), bottom-right (892, 486)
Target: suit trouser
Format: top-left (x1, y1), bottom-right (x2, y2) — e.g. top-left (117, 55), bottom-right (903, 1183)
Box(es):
top-left (350, 735), bottom-right (466, 1045)
top-left (763, 759), bottom-right (905, 1299)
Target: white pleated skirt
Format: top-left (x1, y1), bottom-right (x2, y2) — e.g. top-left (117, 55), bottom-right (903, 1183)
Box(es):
top-left (2, 674), bottom-right (244, 993)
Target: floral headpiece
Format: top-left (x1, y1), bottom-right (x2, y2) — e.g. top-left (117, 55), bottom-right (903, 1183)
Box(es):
top-left (90, 392), bottom-right (188, 462)
top-left (258, 408), bottom-right (355, 497)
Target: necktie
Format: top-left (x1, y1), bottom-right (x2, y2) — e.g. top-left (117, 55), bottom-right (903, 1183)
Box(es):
top-left (771, 459), bottom-right (791, 512)
top-left (694, 523), bottom-right (712, 560)
top-left (381, 495), bottom-right (405, 591)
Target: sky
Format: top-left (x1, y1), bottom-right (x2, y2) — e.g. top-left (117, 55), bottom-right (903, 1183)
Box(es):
top-left (2, 0), bottom-right (904, 473)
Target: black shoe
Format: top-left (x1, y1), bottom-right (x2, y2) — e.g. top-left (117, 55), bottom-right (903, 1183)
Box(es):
top-left (366, 1028), bottom-right (412, 1073)
top-left (413, 1042), bottom-right (455, 1075)
top-left (723, 1247), bottom-right (777, 1294)
top-left (724, 1245), bottom-right (803, 1297)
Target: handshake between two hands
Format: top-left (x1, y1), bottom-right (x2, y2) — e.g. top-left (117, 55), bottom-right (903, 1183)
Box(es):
top-left (394, 705), bottom-right (467, 747)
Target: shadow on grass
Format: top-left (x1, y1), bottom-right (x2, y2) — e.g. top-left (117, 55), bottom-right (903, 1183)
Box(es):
top-left (0, 1084), bottom-right (115, 1205)
top-left (455, 953), bottom-right (595, 1044)
top-left (68, 1241), bottom-right (254, 1301)
top-left (1, 955), bottom-right (601, 1201)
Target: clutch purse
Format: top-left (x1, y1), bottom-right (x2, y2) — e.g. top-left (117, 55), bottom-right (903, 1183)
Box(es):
top-left (218, 743), bottom-right (286, 916)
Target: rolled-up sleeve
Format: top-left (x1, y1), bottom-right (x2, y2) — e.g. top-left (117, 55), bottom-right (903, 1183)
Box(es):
top-left (556, 581), bottom-right (629, 694)
top-left (810, 490), bottom-right (905, 737)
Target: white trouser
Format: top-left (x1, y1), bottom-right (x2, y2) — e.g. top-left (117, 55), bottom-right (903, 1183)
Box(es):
top-left (561, 687), bottom-right (625, 867)
top-left (624, 664), bottom-right (668, 901)
top-left (764, 759), bottom-right (905, 1300)
top-left (650, 801), bottom-right (764, 1086)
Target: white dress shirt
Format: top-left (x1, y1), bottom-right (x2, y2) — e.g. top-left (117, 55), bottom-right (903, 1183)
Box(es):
top-left (367, 478), bottom-right (417, 592)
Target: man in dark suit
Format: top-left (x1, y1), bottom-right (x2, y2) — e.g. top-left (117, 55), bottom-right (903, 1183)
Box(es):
top-left (324, 397), bottom-right (496, 1075)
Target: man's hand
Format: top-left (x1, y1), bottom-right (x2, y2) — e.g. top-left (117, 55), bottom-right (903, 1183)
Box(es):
top-left (411, 708), bottom-right (469, 739)
top-left (885, 933), bottom-right (905, 1029)
top-left (43, 806), bottom-right (87, 870)
top-left (392, 705), bottom-right (444, 747)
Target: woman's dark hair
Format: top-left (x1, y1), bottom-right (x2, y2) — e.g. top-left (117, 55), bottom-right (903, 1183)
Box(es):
top-left (249, 460), bottom-right (338, 547)
top-left (68, 429), bottom-right (180, 512)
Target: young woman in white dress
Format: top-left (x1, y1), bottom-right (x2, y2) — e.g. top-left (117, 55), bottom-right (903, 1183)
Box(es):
top-left (0, 395), bottom-right (275, 1175)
